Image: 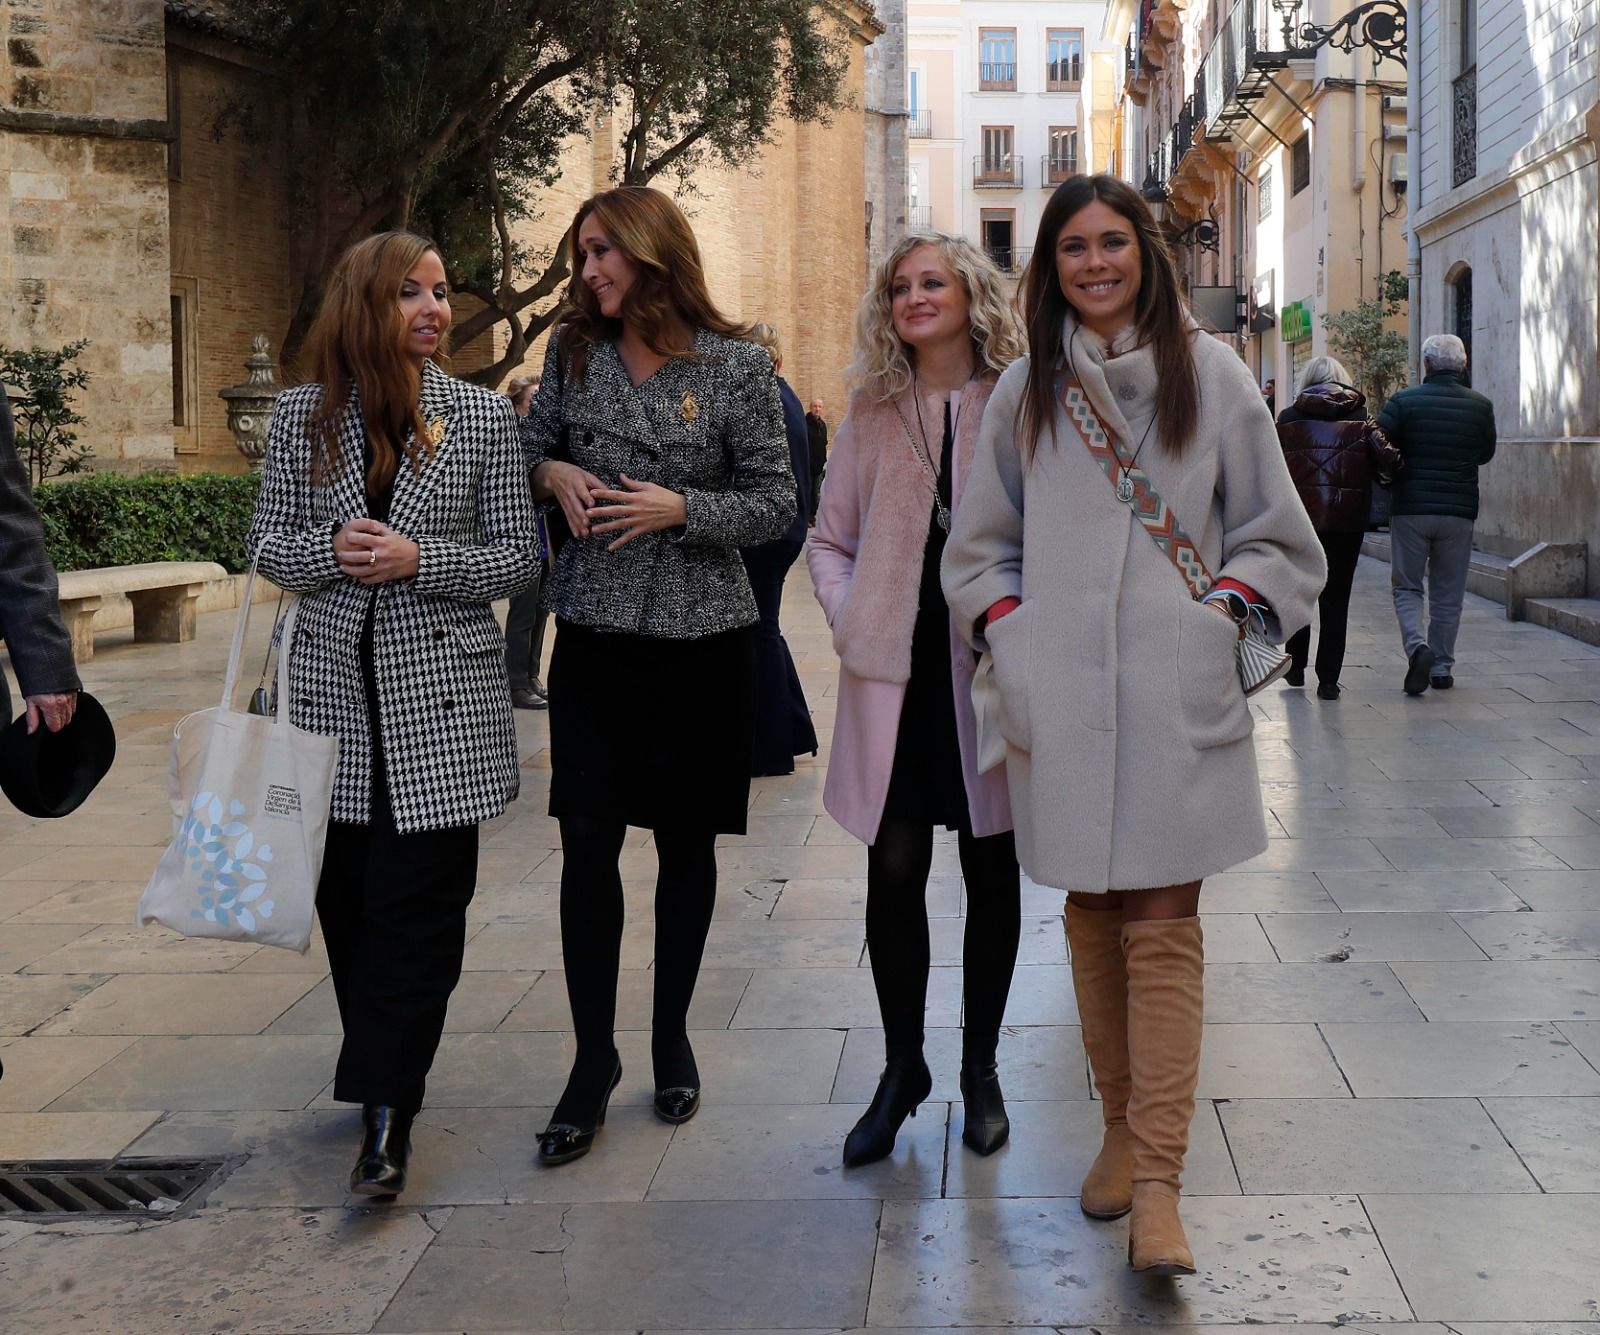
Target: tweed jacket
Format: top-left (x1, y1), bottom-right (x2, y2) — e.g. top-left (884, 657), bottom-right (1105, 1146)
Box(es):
top-left (942, 317), bottom-right (1324, 892)
top-left (522, 328), bottom-right (794, 638)
top-left (0, 390), bottom-right (80, 725)
top-left (806, 379), bottom-right (1012, 844)
top-left (247, 359), bottom-right (538, 834)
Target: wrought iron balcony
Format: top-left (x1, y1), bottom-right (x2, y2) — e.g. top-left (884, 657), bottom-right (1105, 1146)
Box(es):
top-left (985, 244), bottom-right (1033, 275)
top-left (907, 204), bottom-right (933, 230)
top-left (908, 108), bottom-right (931, 138)
top-left (1041, 154), bottom-right (1080, 186)
top-left (1194, 0), bottom-right (1298, 143)
top-left (1452, 66), bottom-right (1476, 188)
top-left (979, 61), bottom-right (1017, 90)
top-left (973, 154), bottom-right (1023, 188)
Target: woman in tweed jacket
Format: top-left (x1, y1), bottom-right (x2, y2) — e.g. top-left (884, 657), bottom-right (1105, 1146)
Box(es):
top-left (249, 231), bottom-right (537, 1197)
top-left (522, 187), bottom-right (793, 1165)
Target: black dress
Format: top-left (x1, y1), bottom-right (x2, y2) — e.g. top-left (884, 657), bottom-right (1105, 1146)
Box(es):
top-left (880, 401), bottom-right (969, 830)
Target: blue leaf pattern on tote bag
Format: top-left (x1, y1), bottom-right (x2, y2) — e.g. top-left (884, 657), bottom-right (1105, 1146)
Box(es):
top-left (181, 790), bottom-right (277, 933)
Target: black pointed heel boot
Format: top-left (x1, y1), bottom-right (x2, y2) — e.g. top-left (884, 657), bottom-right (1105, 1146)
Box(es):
top-left (349, 1105), bottom-right (414, 1197)
top-left (538, 1053), bottom-right (623, 1166)
top-left (842, 1054), bottom-right (933, 1167)
top-left (959, 1058), bottom-right (1010, 1156)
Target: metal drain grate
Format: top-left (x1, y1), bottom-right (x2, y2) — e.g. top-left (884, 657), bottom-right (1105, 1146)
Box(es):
top-left (0, 1159), bottom-right (224, 1216)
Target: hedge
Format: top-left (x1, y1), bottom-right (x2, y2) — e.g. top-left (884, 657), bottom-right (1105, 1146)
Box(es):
top-left (34, 471), bottom-right (261, 574)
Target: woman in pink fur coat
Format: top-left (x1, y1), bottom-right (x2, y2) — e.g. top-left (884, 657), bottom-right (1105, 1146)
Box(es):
top-left (806, 233), bottom-right (1025, 1167)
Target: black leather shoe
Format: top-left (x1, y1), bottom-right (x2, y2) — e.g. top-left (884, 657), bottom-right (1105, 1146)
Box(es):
top-left (653, 1086), bottom-right (701, 1124)
top-left (1430, 674), bottom-right (1454, 690)
top-left (1316, 681), bottom-right (1341, 700)
top-left (538, 1055), bottom-right (622, 1166)
top-left (349, 1105), bottom-right (413, 1197)
top-left (1404, 645), bottom-right (1436, 695)
top-left (1283, 667), bottom-right (1305, 687)
top-left (511, 687), bottom-right (548, 710)
top-left (842, 1054), bottom-right (933, 1167)
top-left (959, 1059), bottom-right (1010, 1156)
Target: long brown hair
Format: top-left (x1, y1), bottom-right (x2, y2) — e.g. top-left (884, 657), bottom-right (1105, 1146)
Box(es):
top-left (1016, 174), bottom-right (1199, 458)
top-left (557, 187), bottom-right (749, 379)
top-left (299, 230), bottom-right (446, 492)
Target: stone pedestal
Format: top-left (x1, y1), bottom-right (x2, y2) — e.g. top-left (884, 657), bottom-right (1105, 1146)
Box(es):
top-left (219, 336), bottom-right (284, 470)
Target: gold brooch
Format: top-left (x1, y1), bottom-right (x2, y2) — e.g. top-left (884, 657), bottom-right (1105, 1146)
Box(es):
top-left (679, 392), bottom-right (699, 423)
top-left (423, 417), bottom-right (447, 447)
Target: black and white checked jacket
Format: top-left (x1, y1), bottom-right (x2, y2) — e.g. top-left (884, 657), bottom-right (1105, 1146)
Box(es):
top-left (523, 328), bottom-right (795, 637)
top-left (248, 360), bottom-right (538, 834)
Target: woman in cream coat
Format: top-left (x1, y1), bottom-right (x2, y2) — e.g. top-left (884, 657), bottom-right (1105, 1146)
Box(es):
top-left (809, 233), bottom-right (1025, 1167)
top-left (943, 176), bottom-right (1323, 1274)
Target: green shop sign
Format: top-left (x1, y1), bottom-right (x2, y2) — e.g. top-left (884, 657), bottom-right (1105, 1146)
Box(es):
top-left (1281, 300), bottom-right (1313, 343)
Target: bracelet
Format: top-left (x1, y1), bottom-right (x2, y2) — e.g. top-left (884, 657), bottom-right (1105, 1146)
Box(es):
top-left (1201, 589), bottom-right (1250, 625)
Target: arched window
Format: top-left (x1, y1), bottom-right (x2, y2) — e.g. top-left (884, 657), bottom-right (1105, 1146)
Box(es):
top-left (1449, 265), bottom-right (1473, 370)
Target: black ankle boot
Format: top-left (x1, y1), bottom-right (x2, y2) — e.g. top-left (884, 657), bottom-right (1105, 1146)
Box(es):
top-left (842, 1053), bottom-right (933, 1167)
top-left (538, 1052), bottom-right (622, 1166)
top-left (959, 1057), bottom-right (1010, 1156)
top-left (349, 1105), bottom-right (413, 1197)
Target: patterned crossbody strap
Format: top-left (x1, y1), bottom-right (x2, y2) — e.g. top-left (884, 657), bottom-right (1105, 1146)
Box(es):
top-left (1055, 374), bottom-right (1215, 600)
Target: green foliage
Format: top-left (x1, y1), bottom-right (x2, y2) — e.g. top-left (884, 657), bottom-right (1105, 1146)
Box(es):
top-left (0, 340), bottom-right (93, 485)
top-left (1321, 278), bottom-right (1410, 408)
top-left (34, 472), bottom-right (261, 574)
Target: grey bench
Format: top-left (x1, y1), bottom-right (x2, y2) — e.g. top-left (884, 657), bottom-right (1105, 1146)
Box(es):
top-left (56, 561), bottom-right (229, 662)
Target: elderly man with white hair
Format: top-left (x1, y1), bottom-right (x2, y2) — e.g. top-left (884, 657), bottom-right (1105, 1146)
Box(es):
top-left (1376, 334), bottom-right (1498, 694)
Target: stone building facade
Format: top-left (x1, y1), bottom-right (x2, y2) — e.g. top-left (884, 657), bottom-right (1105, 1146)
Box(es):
top-left (864, 0), bottom-right (911, 276)
top-left (3, 1), bottom-right (884, 473)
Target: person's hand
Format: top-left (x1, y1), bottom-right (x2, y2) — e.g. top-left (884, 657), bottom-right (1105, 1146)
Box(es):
top-left (533, 461), bottom-right (605, 539)
top-left (1205, 598), bottom-right (1244, 629)
top-left (334, 518), bottom-right (420, 585)
top-left (586, 475), bottom-right (689, 551)
top-left (25, 692), bottom-right (77, 735)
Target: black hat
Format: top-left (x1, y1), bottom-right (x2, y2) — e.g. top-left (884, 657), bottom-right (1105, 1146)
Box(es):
top-left (0, 692), bottom-right (117, 819)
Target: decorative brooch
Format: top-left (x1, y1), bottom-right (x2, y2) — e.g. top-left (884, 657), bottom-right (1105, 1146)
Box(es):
top-left (679, 392), bottom-right (699, 423)
top-left (423, 417), bottom-right (447, 447)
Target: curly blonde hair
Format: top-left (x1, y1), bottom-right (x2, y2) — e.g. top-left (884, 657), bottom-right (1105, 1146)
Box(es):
top-left (845, 231), bottom-right (1025, 400)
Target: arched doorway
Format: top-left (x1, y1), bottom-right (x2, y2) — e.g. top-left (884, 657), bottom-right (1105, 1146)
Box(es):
top-left (1448, 264), bottom-right (1473, 373)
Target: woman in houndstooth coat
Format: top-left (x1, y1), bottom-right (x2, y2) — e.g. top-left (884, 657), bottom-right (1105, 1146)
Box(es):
top-left (248, 231), bottom-right (537, 1198)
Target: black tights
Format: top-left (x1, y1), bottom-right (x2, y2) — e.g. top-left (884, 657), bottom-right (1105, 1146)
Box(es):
top-left (866, 819), bottom-right (1021, 1064)
top-left (555, 816), bottom-right (717, 1122)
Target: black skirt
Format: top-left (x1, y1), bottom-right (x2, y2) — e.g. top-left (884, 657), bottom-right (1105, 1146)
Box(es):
top-left (548, 620), bottom-right (757, 834)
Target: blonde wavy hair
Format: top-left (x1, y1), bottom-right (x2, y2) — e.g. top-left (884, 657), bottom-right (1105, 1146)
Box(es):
top-left (845, 232), bottom-right (1025, 400)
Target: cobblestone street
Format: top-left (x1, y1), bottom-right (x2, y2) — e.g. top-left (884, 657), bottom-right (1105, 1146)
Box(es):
top-left (2, 555), bottom-right (1599, 1332)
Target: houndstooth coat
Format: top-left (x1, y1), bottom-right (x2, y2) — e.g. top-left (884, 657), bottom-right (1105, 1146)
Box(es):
top-left (248, 359), bottom-right (538, 834)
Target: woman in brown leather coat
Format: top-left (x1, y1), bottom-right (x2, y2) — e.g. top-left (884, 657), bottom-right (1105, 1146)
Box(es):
top-left (1276, 357), bottom-right (1403, 698)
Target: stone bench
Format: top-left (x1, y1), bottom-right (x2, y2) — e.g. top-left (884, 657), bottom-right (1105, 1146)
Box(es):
top-left (56, 561), bottom-right (229, 662)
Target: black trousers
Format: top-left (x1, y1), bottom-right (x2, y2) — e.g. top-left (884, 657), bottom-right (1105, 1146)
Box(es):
top-left (317, 788), bottom-right (479, 1113)
top-left (504, 562), bottom-right (549, 691)
top-left (741, 539), bottom-right (817, 776)
top-left (1286, 529), bottom-right (1364, 686)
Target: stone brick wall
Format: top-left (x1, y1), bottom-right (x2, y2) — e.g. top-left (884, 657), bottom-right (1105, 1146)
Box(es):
top-left (2, 0), bottom-right (175, 468)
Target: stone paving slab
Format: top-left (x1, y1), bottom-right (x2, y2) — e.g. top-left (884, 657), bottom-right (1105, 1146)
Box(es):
top-left (4, 558), bottom-right (1600, 1329)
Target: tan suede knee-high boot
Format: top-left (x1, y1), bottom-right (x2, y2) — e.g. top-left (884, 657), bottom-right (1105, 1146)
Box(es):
top-left (1064, 902), bottom-right (1134, 1220)
top-left (1123, 915), bottom-right (1204, 1276)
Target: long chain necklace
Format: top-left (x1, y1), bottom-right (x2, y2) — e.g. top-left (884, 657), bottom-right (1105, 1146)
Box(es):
top-left (892, 371), bottom-right (966, 532)
top-left (1113, 408), bottom-right (1159, 504)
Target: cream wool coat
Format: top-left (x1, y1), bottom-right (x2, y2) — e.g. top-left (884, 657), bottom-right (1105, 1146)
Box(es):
top-left (941, 319), bottom-right (1324, 891)
top-left (806, 379), bottom-right (1012, 844)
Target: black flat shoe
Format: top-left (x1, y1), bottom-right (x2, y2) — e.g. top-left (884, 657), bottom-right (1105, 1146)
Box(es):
top-left (1316, 681), bottom-right (1341, 700)
top-left (653, 1086), bottom-right (701, 1124)
top-left (842, 1054), bottom-right (933, 1167)
top-left (1284, 667), bottom-right (1306, 688)
top-left (349, 1105), bottom-right (413, 1197)
top-left (538, 1054), bottom-right (622, 1166)
top-left (959, 1058), bottom-right (1010, 1156)
top-left (1430, 674), bottom-right (1454, 690)
top-left (1404, 645), bottom-right (1436, 695)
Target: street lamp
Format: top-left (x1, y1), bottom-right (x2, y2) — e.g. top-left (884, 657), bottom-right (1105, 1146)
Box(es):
top-left (1271, 0), bottom-right (1303, 49)
top-left (1298, 0), bottom-right (1407, 65)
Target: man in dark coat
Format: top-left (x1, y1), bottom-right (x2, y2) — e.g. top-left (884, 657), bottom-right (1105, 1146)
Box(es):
top-left (1377, 334), bottom-right (1498, 694)
top-left (0, 386), bottom-right (80, 733)
top-left (804, 399), bottom-right (828, 525)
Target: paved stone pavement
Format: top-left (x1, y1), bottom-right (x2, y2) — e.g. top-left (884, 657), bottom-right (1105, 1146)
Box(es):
top-left (2, 555), bottom-right (1600, 1334)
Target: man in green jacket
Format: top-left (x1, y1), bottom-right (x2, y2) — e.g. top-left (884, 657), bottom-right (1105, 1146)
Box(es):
top-left (1377, 334), bottom-right (1498, 694)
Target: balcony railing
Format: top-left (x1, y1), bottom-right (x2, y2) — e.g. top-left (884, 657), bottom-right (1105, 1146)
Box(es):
top-left (908, 108), bottom-right (931, 138)
top-left (985, 244), bottom-right (1034, 275)
top-left (1046, 56), bottom-right (1083, 89)
top-left (1194, 0), bottom-right (1296, 142)
top-left (973, 154), bottom-right (1023, 188)
top-left (907, 204), bottom-right (933, 230)
top-left (1452, 66), bottom-right (1476, 187)
top-left (1040, 154), bottom-right (1080, 186)
top-left (979, 61), bottom-right (1017, 90)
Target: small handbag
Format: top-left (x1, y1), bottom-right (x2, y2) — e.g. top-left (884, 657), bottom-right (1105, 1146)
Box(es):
top-left (1060, 377), bottom-right (1292, 697)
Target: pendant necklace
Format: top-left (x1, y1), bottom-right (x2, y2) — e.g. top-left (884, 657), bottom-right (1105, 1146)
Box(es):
top-left (1114, 408), bottom-right (1159, 505)
top-left (894, 371), bottom-right (964, 533)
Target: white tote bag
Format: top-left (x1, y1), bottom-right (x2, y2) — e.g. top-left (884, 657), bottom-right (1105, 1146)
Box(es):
top-left (136, 578), bottom-right (339, 952)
